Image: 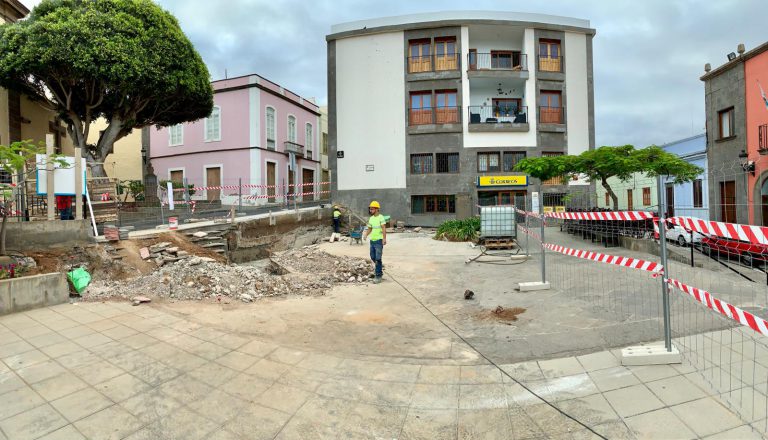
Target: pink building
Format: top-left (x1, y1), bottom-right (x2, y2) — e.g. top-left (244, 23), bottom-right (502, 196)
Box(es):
top-left (148, 74), bottom-right (322, 206)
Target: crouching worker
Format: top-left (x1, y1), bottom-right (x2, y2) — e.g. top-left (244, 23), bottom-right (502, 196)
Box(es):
top-left (363, 200), bottom-right (386, 284)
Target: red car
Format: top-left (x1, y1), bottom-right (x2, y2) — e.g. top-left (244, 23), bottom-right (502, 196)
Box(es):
top-left (700, 236), bottom-right (768, 267)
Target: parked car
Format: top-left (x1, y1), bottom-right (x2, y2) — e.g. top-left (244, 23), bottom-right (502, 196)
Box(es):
top-left (700, 235), bottom-right (768, 267)
top-left (664, 224), bottom-right (704, 247)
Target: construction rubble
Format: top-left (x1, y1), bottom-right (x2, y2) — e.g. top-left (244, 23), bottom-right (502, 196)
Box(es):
top-left (85, 245), bottom-right (372, 303)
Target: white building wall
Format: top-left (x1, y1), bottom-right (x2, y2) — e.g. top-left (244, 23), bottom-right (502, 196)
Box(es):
top-left (336, 32), bottom-right (406, 190)
top-left (248, 76), bottom-right (262, 188)
top-left (462, 27), bottom-right (538, 148)
top-left (564, 32), bottom-right (589, 156)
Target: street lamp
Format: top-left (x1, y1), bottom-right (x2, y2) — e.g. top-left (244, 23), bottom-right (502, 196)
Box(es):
top-left (740, 150), bottom-right (755, 175)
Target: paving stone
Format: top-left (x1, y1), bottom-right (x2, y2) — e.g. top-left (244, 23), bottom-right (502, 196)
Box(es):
top-left (604, 384), bottom-right (666, 418)
top-left (625, 407), bottom-right (697, 439)
top-left (216, 350), bottom-right (260, 371)
top-left (130, 361), bottom-right (182, 386)
top-left (276, 367), bottom-right (331, 392)
top-left (508, 404), bottom-right (547, 439)
top-left (400, 408), bottom-right (458, 440)
top-left (157, 374), bottom-right (214, 402)
top-left (500, 361), bottom-right (544, 382)
top-left (39, 341), bottom-right (83, 359)
top-left (215, 333), bottom-right (251, 350)
top-left (220, 373), bottom-right (273, 402)
top-left (187, 341), bottom-right (231, 360)
top-left (25, 332), bottom-right (68, 349)
top-left (55, 350), bottom-right (100, 370)
top-left (166, 334), bottom-right (206, 351)
top-left (705, 424), bottom-right (764, 439)
top-left (74, 404), bottom-right (143, 440)
top-left (73, 360), bottom-right (125, 386)
top-left (187, 362), bottom-right (239, 387)
top-left (0, 340), bottom-right (34, 358)
top-left (459, 383), bottom-right (508, 410)
top-left (266, 347), bottom-right (310, 366)
top-left (120, 333), bottom-right (161, 350)
top-left (13, 325), bottom-right (54, 339)
top-left (539, 373), bottom-right (600, 402)
top-left (647, 374), bottom-right (708, 406)
top-left (245, 358), bottom-right (292, 381)
top-left (255, 383), bottom-right (313, 414)
top-left (628, 364), bottom-right (680, 382)
top-left (590, 420), bottom-right (636, 440)
top-left (588, 366), bottom-right (641, 392)
top-left (58, 325), bottom-right (95, 340)
top-left (0, 403), bottom-right (68, 440)
top-left (410, 383), bottom-right (460, 409)
top-left (417, 365), bottom-right (461, 384)
top-left (50, 388), bottom-right (114, 422)
top-left (577, 351), bottom-right (620, 372)
top-left (36, 425), bottom-right (87, 440)
top-left (523, 403), bottom-right (585, 435)
top-left (189, 327), bottom-right (226, 342)
top-left (15, 360), bottom-right (67, 384)
top-left (555, 393), bottom-right (621, 426)
top-left (316, 377), bottom-right (414, 406)
top-left (105, 350), bottom-right (156, 371)
top-left (2, 349), bottom-right (50, 371)
top-left (0, 370), bottom-right (27, 396)
top-left (234, 339), bottom-right (278, 358)
top-left (87, 319), bottom-right (121, 332)
top-left (223, 403), bottom-right (292, 439)
top-left (0, 386), bottom-right (45, 420)
top-left (144, 326), bottom-right (183, 341)
top-left (458, 408), bottom-right (512, 440)
top-left (671, 397), bottom-right (745, 437)
top-left (94, 373), bottom-right (151, 402)
top-left (539, 357), bottom-right (586, 379)
top-left (31, 371), bottom-right (89, 402)
top-left (159, 351), bottom-right (208, 372)
top-left (100, 324), bottom-right (139, 340)
top-left (188, 389), bottom-right (250, 423)
top-left (200, 428), bottom-right (242, 440)
top-left (119, 388), bottom-right (184, 423)
top-left (137, 408), bottom-right (221, 440)
top-left (459, 365), bottom-right (503, 384)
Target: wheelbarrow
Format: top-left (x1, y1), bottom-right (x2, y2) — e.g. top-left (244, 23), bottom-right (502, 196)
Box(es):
top-left (349, 226), bottom-right (365, 245)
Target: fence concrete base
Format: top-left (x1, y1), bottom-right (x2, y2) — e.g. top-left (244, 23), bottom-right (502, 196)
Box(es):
top-left (7, 219), bottom-right (93, 250)
top-left (0, 273), bottom-right (69, 316)
top-left (619, 236), bottom-right (703, 267)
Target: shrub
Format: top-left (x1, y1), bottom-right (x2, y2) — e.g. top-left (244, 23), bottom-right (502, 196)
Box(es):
top-left (435, 217), bottom-right (480, 242)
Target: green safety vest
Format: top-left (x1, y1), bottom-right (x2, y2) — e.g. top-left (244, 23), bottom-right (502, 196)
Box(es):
top-left (333, 210), bottom-right (341, 219)
top-left (367, 214), bottom-right (386, 241)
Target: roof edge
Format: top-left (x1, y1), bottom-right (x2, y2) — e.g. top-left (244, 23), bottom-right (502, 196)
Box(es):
top-left (701, 41), bottom-right (768, 81)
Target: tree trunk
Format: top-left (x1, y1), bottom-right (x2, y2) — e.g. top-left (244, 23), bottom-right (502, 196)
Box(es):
top-left (90, 162), bottom-right (107, 178)
top-left (0, 214), bottom-right (7, 256)
top-left (601, 178), bottom-right (619, 211)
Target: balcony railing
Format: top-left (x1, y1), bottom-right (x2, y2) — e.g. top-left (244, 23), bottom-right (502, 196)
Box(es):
top-left (538, 106), bottom-right (564, 124)
top-left (284, 141), bottom-right (304, 157)
top-left (407, 54), bottom-right (460, 73)
top-left (468, 106), bottom-right (528, 124)
top-left (468, 53), bottom-right (527, 71)
top-left (408, 106), bottom-right (461, 125)
top-left (538, 55), bottom-right (563, 73)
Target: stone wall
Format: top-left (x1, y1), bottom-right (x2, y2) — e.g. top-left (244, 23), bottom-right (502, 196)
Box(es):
top-left (0, 273), bottom-right (69, 316)
top-left (228, 208), bottom-right (333, 263)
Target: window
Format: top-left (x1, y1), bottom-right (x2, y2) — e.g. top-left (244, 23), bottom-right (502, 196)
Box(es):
top-left (605, 192), bottom-right (610, 206)
top-left (287, 115), bottom-right (297, 143)
top-left (169, 124), bottom-right (183, 146)
top-left (204, 106), bottom-right (221, 142)
top-left (490, 50), bottom-right (521, 69)
top-left (503, 152), bottom-right (526, 172)
top-left (642, 187), bottom-right (651, 206)
top-left (305, 123), bottom-right (313, 159)
top-left (411, 195), bottom-right (456, 214)
top-left (627, 189), bottom-right (634, 211)
top-left (409, 92), bottom-right (432, 125)
top-left (493, 99), bottom-right (522, 117)
top-left (539, 91), bottom-right (562, 124)
top-left (436, 153), bottom-right (459, 173)
top-left (693, 179), bottom-right (703, 208)
top-left (169, 170), bottom-right (184, 184)
top-left (477, 152), bottom-right (500, 172)
top-left (410, 154), bottom-right (433, 174)
top-left (435, 90), bottom-right (458, 123)
top-left (539, 39), bottom-right (561, 72)
top-left (542, 152), bottom-right (565, 185)
top-left (0, 169), bottom-right (11, 184)
top-left (266, 107), bottom-right (276, 150)
top-left (718, 108), bottom-right (734, 139)
top-left (322, 133), bottom-right (328, 154)
top-left (760, 124), bottom-right (768, 150)
top-left (434, 37), bottom-right (457, 70)
top-left (408, 39), bottom-right (432, 73)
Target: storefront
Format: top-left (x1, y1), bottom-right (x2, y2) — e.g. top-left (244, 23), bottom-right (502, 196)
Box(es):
top-left (476, 175), bottom-right (528, 209)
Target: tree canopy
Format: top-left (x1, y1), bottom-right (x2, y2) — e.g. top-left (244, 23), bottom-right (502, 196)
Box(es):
top-left (0, 0), bottom-right (214, 176)
top-left (514, 145), bottom-right (703, 211)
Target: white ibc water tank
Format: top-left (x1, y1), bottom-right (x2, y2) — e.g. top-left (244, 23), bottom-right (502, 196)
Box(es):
top-left (480, 206), bottom-right (516, 238)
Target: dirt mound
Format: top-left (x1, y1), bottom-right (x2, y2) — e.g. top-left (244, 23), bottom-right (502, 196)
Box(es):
top-left (477, 306), bottom-right (527, 323)
top-left (272, 246), bottom-right (371, 280)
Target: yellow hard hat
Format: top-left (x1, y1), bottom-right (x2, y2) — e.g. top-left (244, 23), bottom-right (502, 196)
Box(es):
top-left (369, 201), bottom-right (381, 209)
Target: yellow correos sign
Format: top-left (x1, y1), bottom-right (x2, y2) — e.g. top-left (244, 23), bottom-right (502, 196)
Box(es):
top-left (477, 175), bottom-right (528, 187)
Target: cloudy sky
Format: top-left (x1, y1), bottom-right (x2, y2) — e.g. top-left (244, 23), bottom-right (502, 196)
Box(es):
top-left (21, 0), bottom-right (768, 148)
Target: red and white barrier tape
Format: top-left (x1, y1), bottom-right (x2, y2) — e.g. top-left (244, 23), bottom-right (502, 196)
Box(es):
top-left (174, 181), bottom-right (332, 192)
top-left (518, 225), bottom-right (542, 242)
top-left (668, 216), bottom-right (768, 246)
top-left (666, 278), bottom-right (768, 337)
top-left (244, 190), bottom-right (331, 200)
top-left (545, 211), bottom-right (655, 221)
top-left (544, 243), bottom-right (664, 274)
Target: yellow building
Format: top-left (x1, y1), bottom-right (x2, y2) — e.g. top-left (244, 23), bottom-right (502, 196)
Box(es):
top-left (86, 118), bottom-right (143, 182)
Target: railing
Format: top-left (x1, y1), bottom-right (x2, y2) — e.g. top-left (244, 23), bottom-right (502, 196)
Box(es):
top-left (407, 54), bottom-right (460, 73)
top-left (468, 106), bottom-right (528, 124)
top-left (284, 141), bottom-right (304, 156)
top-left (538, 55), bottom-right (563, 73)
top-left (542, 176), bottom-right (566, 185)
top-left (468, 53), bottom-right (527, 71)
top-left (539, 106), bottom-right (564, 124)
top-left (408, 106), bottom-right (461, 125)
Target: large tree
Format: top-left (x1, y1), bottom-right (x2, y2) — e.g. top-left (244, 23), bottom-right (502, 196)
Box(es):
top-left (0, 0), bottom-right (213, 176)
top-left (572, 145), bottom-right (639, 211)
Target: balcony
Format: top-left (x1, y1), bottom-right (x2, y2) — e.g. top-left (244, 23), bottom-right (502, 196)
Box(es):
top-left (408, 106), bottom-right (462, 134)
top-left (406, 54), bottom-right (461, 82)
top-left (284, 141), bottom-right (304, 157)
top-left (467, 53), bottom-right (529, 80)
top-left (538, 56), bottom-right (564, 74)
top-left (539, 106), bottom-right (564, 124)
top-left (468, 106), bottom-right (529, 133)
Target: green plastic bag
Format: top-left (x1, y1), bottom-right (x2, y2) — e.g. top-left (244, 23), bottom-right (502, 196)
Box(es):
top-left (67, 268), bottom-right (91, 294)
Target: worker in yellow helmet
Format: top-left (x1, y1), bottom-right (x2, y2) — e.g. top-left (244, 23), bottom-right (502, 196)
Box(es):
top-left (332, 206), bottom-right (342, 234)
top-left (363, 200), bottom-right (386, 283)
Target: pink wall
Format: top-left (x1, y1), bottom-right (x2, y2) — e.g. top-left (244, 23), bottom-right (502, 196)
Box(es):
top-left (746, 51), bottom-right (768, 224)
top-left (260, 88), bottom-right (320, 159)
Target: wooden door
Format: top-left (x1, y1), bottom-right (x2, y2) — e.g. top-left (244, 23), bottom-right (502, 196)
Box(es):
top-left (435, 90), bottom-right (458, 124)
top-left (206, 167), bottom-right (221, 202)
top-left (720, 181), bottom-right (736, 223)
top-left (468, 49), bottom-right (477, 70)
top-left (627, 189), bottom-right (634, 211)
top-left (288, 167), bottom-right (295, 201)
top-left (409, 92), bottom-right (433, 125)
top-left (539, 92), bottom-right (562, 123)
top-left (408, 40), bottom-right (431, 73)
top-left (302, 169), bottom-right (314, 202)
top-left (170, 170), bottom-right (183, 185)
top-left (267, 162), bottom-right (276, 203)
top-left (665, 184), bottom-right (674, 217)
top-left (435, 38), bottom-right (457, 70)
top-left (539, 39), bottom-right (561, 72)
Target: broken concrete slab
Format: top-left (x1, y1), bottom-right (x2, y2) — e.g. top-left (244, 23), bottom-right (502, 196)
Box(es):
top-left (139, 247), bottom-right (150, 260)
top-left (149, 242), bottom-right (172, 253)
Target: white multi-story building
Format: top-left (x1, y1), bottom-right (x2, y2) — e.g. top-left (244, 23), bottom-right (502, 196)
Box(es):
top-left (327, 11), bottom-right (596, 225)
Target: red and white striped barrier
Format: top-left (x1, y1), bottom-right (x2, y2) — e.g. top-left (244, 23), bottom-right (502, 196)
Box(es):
top-left (544, 243), bottom-right (664, 274)
top-left (244, 190), bottom-right (331, 200)
top-left (173, 181), bottom-right (332, 192)
top-left (668, 216), bottom-right (768, 246)
top-left (666, 278), bottom-right (768, 337)
top-left (518, 225), bottom-right (542, 242)
top-left (545, 211), bottom-right (655, 221)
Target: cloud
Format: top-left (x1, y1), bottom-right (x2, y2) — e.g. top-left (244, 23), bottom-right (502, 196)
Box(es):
top-left (19, 0), bottom-right (768, 148)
